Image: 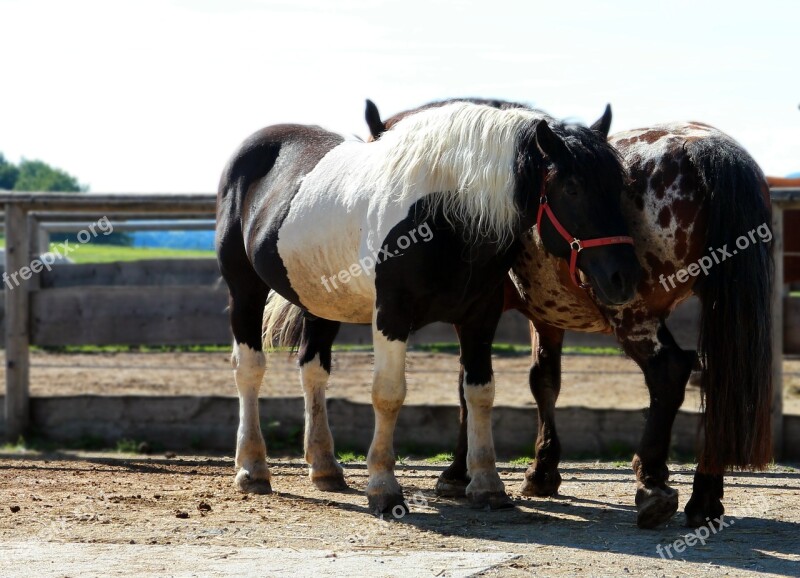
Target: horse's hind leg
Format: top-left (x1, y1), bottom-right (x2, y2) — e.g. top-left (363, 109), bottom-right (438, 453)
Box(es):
top-left (521, 322), bottom-right (565, 497)
top-left (684, 471), bottom-right (724, 528)
top-left (297, 316), bottom-right (347, 491)
top-left (622, 322), bottom-right (695, 528)
top-left (228, 282), bottom-right (271, 494)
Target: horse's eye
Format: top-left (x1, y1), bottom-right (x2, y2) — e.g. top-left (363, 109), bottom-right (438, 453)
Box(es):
top-left (565, 187), bottom-right (579, 197)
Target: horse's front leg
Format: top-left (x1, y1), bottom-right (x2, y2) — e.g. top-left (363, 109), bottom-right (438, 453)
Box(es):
top-left (622, 321), bottom-right (696, 528)
top-left (365, 311), bottom-right (408, 514)
top-left (460, 318), bottom-right (514, 510)
top-left (298, 316), bottom-right (348, 491)
top-left (521, 321), bottom-right (565, 497)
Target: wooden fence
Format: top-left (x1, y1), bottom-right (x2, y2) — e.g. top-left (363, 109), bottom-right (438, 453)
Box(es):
top-left (1, 191), bottom-right (798, 455)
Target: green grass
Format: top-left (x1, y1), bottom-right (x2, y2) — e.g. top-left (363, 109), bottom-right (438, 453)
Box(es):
top-left (58, 243), bottom-right (214, 263)
top-left (0, 237), bottom-right (214, 263)
top-left (509, 456), bottom-right (533, 466)
top-left (34, 344), bottom-right (233, 354)
top-left (337, 451), bottom-right (366, 463)
top-left (115, 438), bottom-right (141, 453)
top-left (1, 436), bottom-right (28, 452)
top-left (424, 452), bottom-right (454, 463)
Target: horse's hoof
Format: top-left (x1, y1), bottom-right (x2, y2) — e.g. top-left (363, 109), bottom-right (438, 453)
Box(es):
top-left (435, 476), bottom-right (468, 498)
top-left (235, 471), bottom-right (273, 495)
top-left (520, 468), bottom-right (561, 497)
top-left (367, 492), bottom-right (407, 516)
top-left (468, 491), bottom-right (515, 511)
top-left (685, 494), bottom-right (724, 528)
top-left (312, 473), bottom-right (349, 492)
top-left (636, 486), bottom-right (678, 529)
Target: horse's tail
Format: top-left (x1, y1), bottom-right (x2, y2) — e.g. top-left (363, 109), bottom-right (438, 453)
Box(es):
top-left (262, 292), bottom-right (304, 350)
top-left (688, 135), bottom-right (773, 474)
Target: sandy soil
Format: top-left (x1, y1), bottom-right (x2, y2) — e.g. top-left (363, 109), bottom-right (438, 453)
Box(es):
top-left (15, 350), bottom-right (800, 414)
top-left (0, 452), bottom-right (797, 577)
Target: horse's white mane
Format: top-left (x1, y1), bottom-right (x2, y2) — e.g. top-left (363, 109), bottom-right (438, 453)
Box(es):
top-left (364, 102), bottom-right (542, 245)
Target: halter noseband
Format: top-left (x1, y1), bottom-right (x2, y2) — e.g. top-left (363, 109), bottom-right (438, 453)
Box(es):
top-left (535, 170), bottom-right (635, 289)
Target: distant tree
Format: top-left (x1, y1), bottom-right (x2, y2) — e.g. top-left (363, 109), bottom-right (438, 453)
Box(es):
top-left (0, 153), bottom-right (19, 190)
top-left (0, 153), bottom-right (133, 246)
top-left (13, 159), bottom-right (83, 192)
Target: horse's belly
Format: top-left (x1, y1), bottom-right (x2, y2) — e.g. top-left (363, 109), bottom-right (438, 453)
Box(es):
top-left (277, 204), bottom-right (374, 324)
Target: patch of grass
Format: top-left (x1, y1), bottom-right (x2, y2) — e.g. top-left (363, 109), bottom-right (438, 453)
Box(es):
top-left (612, 461), bottom-right (628, 468)
top-left (34, 344), bottom-right (232, 354)
top-left (1, 436), bottom-right (28, 452)
top-left (115, 438), bottom-right (142, 453)
top-left (509, 456), bottom-right (533, 467)
top-left (563, 346), bottom-right (624, 356)
top-left (58, 243), bottom-right (214, 264)
top-left (337, 451), bottom-right (366, 463)
top-left (424, 452), bottom-right (454, 464)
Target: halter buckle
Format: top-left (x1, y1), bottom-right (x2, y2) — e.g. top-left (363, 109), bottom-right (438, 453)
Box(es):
top-left (570, 238), bottom-right (583, 252)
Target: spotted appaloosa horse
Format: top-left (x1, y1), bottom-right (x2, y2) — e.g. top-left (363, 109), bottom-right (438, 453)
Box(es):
top-left (216, 101), bottom-right (641, 513)
top-left (367, 102), bottom-right (773, 529)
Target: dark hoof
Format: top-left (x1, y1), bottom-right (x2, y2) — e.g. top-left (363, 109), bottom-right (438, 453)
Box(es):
top-left (520, 468), bottom-right (562, 497)
top-left (236, 475), bottom-right (273, 495)
top-left (685, 494), bottom-right (724, 528)
top-left (636, 486), bottom-right (678, 529)
top-left (312, 473), bottom-right (349, 492)
top-left (468, 491), bottom-right (515, 511)
top-left (367, 492), bottom-right (407, 516)
top-left (435, 475), bottom-right (468, 498)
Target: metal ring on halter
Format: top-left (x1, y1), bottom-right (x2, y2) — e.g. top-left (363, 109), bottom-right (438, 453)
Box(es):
top-left (540, 195), bottom-right (548, 205)
top-left (570, 239), bottom-right (583, 252)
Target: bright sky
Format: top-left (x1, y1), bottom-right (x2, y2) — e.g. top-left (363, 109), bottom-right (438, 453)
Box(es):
top-left (1, 0), bottom-right (798, 192)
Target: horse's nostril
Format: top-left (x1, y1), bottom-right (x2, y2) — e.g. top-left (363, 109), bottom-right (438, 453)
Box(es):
top-left (611, 270), bottom-right (624, 291)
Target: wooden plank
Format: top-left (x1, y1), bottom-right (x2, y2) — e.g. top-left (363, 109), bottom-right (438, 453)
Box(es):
top-left (39, 259), bottom-right (222, 289)
top-left (4, 203), bottom-right (31, 440)
top-left (30, 286), bottom-right (231, 346)
top-left (0, 193), bottom-right (216, 213)
top-left (771, 205), bottom-right (784, 460)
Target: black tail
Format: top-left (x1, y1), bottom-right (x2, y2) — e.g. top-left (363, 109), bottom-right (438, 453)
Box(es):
top-left (689, 136), bottom-right (773, 474)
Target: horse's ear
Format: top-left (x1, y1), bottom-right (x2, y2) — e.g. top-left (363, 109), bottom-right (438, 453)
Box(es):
top-left (590, 104), bottom-right (612, 140)
top-left (365, 99), bottom-right (386, 140)
top-left (535, 120), bottom-right (570, 163)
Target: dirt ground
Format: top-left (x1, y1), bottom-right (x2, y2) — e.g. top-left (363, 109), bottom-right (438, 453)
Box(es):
top-left (15, 350), bottom-right (800, 413)
top-left (0, 452), bottom-right (797, 577)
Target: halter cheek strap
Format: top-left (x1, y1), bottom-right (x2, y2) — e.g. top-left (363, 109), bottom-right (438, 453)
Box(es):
top-left (535, 172), bottom-right (635, 289)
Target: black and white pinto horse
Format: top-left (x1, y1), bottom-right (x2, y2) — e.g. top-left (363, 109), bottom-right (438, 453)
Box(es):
top-left (216, 101), bottom-right (641, 513)
top-left (366, 100), bottom-right (773, 528)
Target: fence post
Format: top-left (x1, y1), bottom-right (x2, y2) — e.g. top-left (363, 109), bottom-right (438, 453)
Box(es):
top-left (771, 204), bottom-right (784, 460)
top-left (4, 202), bottom-right (31, 441)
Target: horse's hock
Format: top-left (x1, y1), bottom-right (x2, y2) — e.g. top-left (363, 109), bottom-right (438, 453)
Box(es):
top-left (0, 191), bottom-right (798, 459)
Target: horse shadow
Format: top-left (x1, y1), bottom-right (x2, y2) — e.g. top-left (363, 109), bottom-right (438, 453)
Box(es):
top-left (275, 460), bottom-right (800, 576)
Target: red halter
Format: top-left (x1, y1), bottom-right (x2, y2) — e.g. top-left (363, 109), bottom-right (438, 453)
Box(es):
top-left (535, 172), bottom-right (635, 288)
